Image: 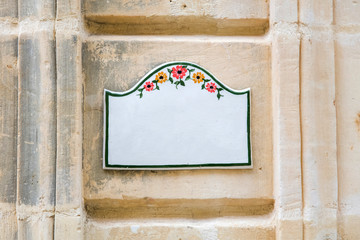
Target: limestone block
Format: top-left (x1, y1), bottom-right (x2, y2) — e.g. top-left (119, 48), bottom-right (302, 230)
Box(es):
top-left (18, 0), bottom-right (55, 20)
top-left (271, 31), bottom-right (302, 240)
top-left (299, 0), bottom-right (333, 25)
top-left (86, 198), bottom-right (274, 219)
top-left (54, 33), bottom-right (83, 239)
top-left (335, 32), bottom-right (360, 240)
top-left (17, 215), bottom-right (54, 240)
top-left (18, 30), bottom-right (56, 238)
top-left (85, 218), bottom-right (275, 240)
top-left (84, 0), bottom-right (269, 35)
top-left (0, 35), bottom-right (17, 206)
top-left (55, 34), bottom-right (82, 211)
top-left (0, 207), bottom-right (17, 240)
top-left (82, 37), bottom-right (272, 204)
top-left (335, 0), bottom-right (360, 26)
top-left (0, 35), bottom-right (18, 240)
top-left (84, 0), bottom-right (268, 19)
top-left (301, 31), bottom-right (337, 240)
top-left (57, 0), bottom-right (80, 18)
top-left (54, 215), bottom-right (82, 240)
top-left (0, 0), bottom-right (17, 18)
top-left (270, 0), bottom-right (297, 24)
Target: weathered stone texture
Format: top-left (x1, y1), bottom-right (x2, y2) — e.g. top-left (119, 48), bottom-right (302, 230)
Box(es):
top-left (0, 35), bottom-right (18, 240)
top-left (54, 33), bottom-right (83, 239)
top-left (56, 34), bottom-right (82, 210)
top-left (299, 0), bottom-right (333, 25)
top-left (56, 0), bottom-right (80, 18)
top-left (335, 0), bottom-right (360, 26)
top-left (18, 33), bottom-right (56, 207)
top-left (299, 1), bottom-right (338, 239)
top-left (0, 0), bottom-right (17, 18)
top-left (271, 30), bottom-right (303, 240)
top-left (301, 35), bottom-right (338, 240)
top-left (336, 32), bottom-right (360, 240)
top-left (85, 219), bottom-right (275, 240)
top-left (18, 0), bottom-right (55, 20)
top-left (0, 36), bottom-right (17, 204)
top-left (17, 31), bottom-right (56, 239)
top-left (270, 0), bottom-right (297, 24)
top-left (84, 0), bottom-right (268, 19)
top-left (84, 0), bottom-right (269, 35)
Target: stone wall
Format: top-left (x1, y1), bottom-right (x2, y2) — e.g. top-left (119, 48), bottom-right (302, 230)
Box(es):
top-left (0, 0), bottom-right (359, 239)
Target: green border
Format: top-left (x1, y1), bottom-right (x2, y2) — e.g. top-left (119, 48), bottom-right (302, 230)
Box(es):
top-left (104, 61), bottom-right (252, 169)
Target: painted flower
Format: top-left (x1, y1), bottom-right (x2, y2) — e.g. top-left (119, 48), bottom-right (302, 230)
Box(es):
top-left (206, 82), bottom-right (217, 93)
top-left (155, 72), bottom-right (167, 83)
top-left (192, 72), bottom-right (205, 83)
top-left (171, 65), bottom-right (187, 79)
top-left (144, 81), bottom-right (154, 91)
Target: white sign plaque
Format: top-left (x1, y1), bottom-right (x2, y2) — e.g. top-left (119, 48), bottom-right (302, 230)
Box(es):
top-left (104, 62), bottom-right (251, 170)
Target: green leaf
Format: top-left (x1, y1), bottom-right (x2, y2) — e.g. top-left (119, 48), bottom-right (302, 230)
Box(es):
top-left (180, 80), bottom-right (185, 86)
top-left (139, 93), bottom-right (143, 98)
top-left (167, 68), bottom-right (172, 74)
top-left (156, 86), bottom-right (160, 90)
top-left (218, 88), bottom-right (223, 91)
top-left (182, 65), bottom-right (188, 69)
top-left (185, 75), bottom-right (190, 81)
top-left (152, 80), bottom-right (158, 83)
top-left (201, 84), bottom-right (205, 89)
top-left (175, 81), bottom-right (180, 89)
top-left (204, 79), bottom-right (210, 82)
top-left (189, 68), bottom-right (195, 72)
top-left (169, 77), bottom-right (173, 83)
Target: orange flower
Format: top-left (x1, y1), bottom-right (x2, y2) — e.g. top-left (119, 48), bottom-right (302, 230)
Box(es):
top-left (192, 72), bottom-right (205, 83)
top-left (155, 72), bottom-right (167, 83)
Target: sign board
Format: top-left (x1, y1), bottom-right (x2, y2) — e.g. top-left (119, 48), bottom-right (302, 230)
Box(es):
top-left (103, 62), bottom-right (251, 170)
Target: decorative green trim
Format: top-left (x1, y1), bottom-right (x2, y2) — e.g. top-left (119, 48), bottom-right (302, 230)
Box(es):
top-left (104, 61), bottom-right (252, 169)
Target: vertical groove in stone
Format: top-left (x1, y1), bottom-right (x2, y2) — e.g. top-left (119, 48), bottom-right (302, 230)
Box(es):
top-left (54, 0), bottom-right (83, 236)
top-left (17, 32), bottom-right (56, 239)
top-left (299, 1), bottom-right (338, 239)
top-left (300, 37), bottom-right (338, 240)
top-left (335, 30), bottom-right (360, 240)
top-left (0, 35), bottom-right (18, 240)
top-left (271, 0), bottom-right (303, 240)
top-left (272, 32), bottom-right (303, 240)
top-left (334, 1), bottom-right (360, 239)
top-left (18, 38), bottom-right (41, 206)
top-left (55, 35), bottom-right (82, 207)
top-left (54, 33), bottom-right (83, 239)
top-left (17, 0), bottom-right (57, 235)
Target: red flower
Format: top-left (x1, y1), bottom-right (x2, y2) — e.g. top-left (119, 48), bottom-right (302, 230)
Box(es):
top-left (206, 82), bottom-right (217, 93)
top-left (171, 65), bottom-right (187, 79)
top-left (144, 81), bottom-right (154, 91)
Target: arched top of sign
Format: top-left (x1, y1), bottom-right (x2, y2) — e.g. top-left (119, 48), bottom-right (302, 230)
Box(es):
top-left (104, 61), bottom-right (251, 170)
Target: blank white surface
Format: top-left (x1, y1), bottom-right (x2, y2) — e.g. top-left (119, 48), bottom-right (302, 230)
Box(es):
top-left (106, 82), bottom-right (249, 167)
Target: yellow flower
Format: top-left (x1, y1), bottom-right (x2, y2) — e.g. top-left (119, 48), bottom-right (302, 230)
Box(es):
top-left (192, 72), bottom-right (205, 83)
top-left (155, 72), bottom-right (168, 83)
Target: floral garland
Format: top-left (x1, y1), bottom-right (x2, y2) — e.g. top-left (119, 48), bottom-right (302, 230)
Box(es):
top-left (137, 65), bottom-right (224, 100)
